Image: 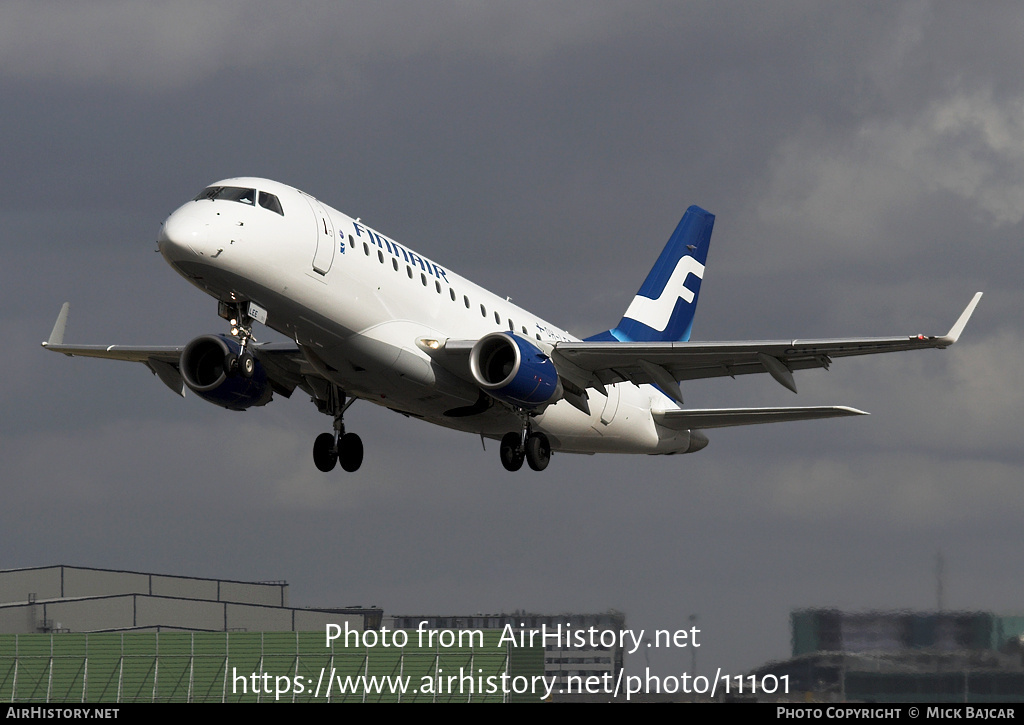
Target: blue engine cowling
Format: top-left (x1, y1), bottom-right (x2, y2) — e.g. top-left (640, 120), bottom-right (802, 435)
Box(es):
top-left (469, 332), bottom-right (563, 409)
top-left (179, 334), bottom-right (272, 411)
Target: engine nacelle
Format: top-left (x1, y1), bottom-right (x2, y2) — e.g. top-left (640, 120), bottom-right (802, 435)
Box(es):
top-left (469, 332), bottom-right (563, 409)
top-left (179, 334), bottom-right (272, 411)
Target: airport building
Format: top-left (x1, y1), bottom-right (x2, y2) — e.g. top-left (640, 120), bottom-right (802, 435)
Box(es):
top-left (0, 565), bottom-right (374, 634)
top-left (752, 609), bottom-right (1024, 702)
top-left (0, 566), bottom-right (545, 703)
top-left (388, 610), bottom-right (625, 690)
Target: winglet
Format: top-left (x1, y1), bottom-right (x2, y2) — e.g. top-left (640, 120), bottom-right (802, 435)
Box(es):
top-left (938, 292), bottom-right (982, 346)
top-left (43, 303), bottom-right (70, 347)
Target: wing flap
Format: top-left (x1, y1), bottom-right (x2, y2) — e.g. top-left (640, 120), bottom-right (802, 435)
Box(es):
top-left (148, 358), bottom-right (185, 397)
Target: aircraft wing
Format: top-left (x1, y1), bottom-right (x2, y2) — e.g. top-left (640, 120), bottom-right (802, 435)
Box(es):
top-left (41, 303), bottom-right (307, 399)
top-left (551, 293), bottom-right (982, 401)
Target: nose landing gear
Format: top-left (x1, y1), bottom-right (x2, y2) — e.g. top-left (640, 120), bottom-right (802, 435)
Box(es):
top-left (219, 302), bottom-right (257, 379)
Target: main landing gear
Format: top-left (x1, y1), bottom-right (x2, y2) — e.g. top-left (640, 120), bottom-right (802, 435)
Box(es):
top-left (312, 386), bottom-right (363, 473)
top-left (499, 416), bottom-right (551, 472)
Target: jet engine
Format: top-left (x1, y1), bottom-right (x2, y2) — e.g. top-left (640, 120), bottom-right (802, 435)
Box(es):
top-left (469, 332), bottom-right (563, 409)
top-left (179, 334), bottom-right (272, 411)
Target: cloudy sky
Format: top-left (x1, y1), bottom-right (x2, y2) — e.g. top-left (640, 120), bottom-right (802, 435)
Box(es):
top-left (2, 1), bottom-right (1021, 678)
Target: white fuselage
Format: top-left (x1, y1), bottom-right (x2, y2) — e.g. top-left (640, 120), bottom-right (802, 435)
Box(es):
top-left (156, 177), bottom-right (699, 455)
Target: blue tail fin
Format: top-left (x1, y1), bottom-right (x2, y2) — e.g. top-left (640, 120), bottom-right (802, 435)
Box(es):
top-left (586, 205), bottom-right (715, 342)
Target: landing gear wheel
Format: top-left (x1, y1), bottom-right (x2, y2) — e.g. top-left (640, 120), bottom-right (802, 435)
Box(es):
top-left (313, 432), bottom-right (338, 472)
top-left (313, 385), bottom-right (361, 473)
top-left (338, 433), bottom-right (363, 472)
top-left (239, 352), bottom-right (255, 379)
top-left (500, 432), bottom-right (525, 472)
top-left (224, 352), bottom-right (238, 376)
top-left (525, 432), bottom-right (551, 472)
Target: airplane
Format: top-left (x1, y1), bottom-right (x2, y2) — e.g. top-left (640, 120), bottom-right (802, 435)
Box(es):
top-left (42, 177), bottom-right (982, 474)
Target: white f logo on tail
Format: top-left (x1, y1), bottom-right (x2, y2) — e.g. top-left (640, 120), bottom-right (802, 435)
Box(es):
top-left (622, 256), bottom-right (705, 332)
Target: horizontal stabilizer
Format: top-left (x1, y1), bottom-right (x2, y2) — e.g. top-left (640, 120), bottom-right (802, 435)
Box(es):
top-left (653, 405), bottom-right (867, 431)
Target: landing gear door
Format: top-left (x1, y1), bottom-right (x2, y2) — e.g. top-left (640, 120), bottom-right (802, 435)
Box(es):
top-left (600, 384), bottom-right (620, 425)
top-left (306, 197), bottom-right (336, 275)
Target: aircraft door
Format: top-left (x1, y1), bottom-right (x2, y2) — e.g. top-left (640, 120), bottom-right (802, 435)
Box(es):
top-left (306, 197), bottom-right (336, 275)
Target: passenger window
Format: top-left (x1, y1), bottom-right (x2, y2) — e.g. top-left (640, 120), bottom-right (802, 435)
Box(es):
top-left (508, 319), bottom-right (514, 331)
top-left (522, 326), bottom-right (528, 334)
top-left (258, 192), bottom-right (284, 215)
top-left (407, 266), bottom-right (413, 278)
top-left (421, 273), bottom-right (427, 286)
top-left (450, 288), bottom-right (456, 301)
top-left (494, 311), bottom-right (500, 324)
top-left (480, 304), bottom-right (486, 317)
top-left (378, 250), bottom-right (384, 263)
top-left (464, 295), bottom-right (470, 308)
top-left (349, 235), bottom-right (355, 249)
top-left (435, 280), bottom-right (442, 294)
top-left (392, 259), bottom-right (399, 271)
top-left (363, 243), bottom-right (369, 255)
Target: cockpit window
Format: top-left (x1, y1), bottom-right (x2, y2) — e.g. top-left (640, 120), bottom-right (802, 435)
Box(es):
top-left (192, 186), bottom-right (284, 216)
top-left (258, 191), bottom-right (284, 216)
top-left (193, 186), bottom-right (256, 205)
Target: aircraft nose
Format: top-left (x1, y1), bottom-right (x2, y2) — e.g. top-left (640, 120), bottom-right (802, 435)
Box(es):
top-left (157, 211), bottom-right (209, 261)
